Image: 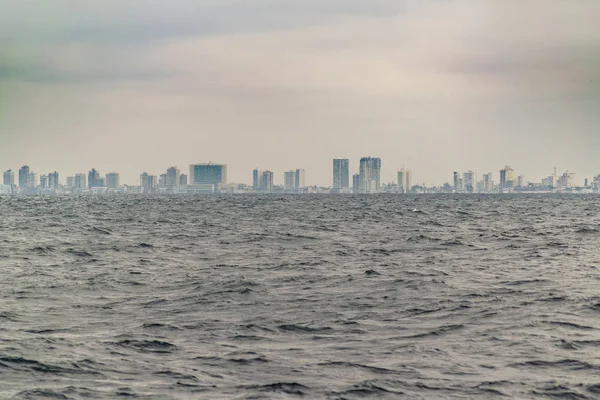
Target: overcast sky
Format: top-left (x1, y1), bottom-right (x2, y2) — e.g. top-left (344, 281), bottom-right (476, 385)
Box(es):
top-left (1, 0), bottom-right (599, 186)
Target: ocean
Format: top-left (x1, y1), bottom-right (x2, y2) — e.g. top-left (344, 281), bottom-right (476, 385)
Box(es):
top-left (1, 194), bottom-right (600, 399)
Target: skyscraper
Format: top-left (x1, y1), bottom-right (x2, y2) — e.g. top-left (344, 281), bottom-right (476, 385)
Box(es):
top-left (284, 171), bottom-right (296, 191)
top-left (166, 167), bottom-right (180, 189)
top-left (253, 169), bottom-right (262, 191)
top-left (48, 171), bottom-right (59, 189)
top-left (66, 176), bottom-right (75, 189)
top-left (88, 169), bottom-right (100, 188)
top-left (40, 175), bottom-right (48, 189)
top-left (332, 158), bottom-right (350, 193)
top-left (261, 171), bottom-right (274, 192)
top-left (482, 173), bottom-right (493, 192)
top-left (3, 170), bottom-right (14, 186)
top-left (106, 172), bottom-right (120, 189)
top-left (352, 173), bottom-right (360, 194)
top-left (453, 172), bottom-right (459, 193)
top-left (18, 166), bottom-right (30, 188)
top-left (463, 171), bottom-right (476, 193)
top-left (397, 169), bottom-right (412, 193)
top-left (140, 173), bottom-right (157, 194)
top-left (295, 169), bottom-right (305, 191)
top-left (189, 163), bottom-right (227, 192)
top-left (499, 166), bottom-right (514, 193)
top-left (74, 173), bottom-right (87, 191)
top-left (179, 174), bottom-right (188, 186)
top-left (358, 157), bottom-right (381, 193)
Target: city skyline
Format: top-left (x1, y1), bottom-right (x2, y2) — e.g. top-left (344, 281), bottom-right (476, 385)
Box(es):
top-left (0, 158), bottom-right (594, 194)
top-left (1, 1), bottom-right (599, 187)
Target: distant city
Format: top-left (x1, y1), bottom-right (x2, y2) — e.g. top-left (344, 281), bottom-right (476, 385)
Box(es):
top-left (0, 159), bottom-right (597, 195)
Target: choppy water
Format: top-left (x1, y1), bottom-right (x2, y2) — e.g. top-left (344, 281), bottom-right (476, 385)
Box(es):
top-left (2, 195), bottom-right (600, 399)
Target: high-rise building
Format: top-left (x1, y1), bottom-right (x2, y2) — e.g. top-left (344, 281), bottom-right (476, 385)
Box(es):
top-left (3, 169), bottom-right (14, 186)
top-left (48, 171), bottom-right (60, 189)
top-left (333, 159), bottom-right (350, 193)
top-left (158, 174), bottom-right (167, 188)
top-left (397, 169), bottom-right (412, 193)
top-left (27, 172), bottom-right (38, 189)
top-left (463, 171), bottom-right (476, 193)
top-left (517, 175), bottom-right (525, 188)
top-left (453, 171), bottom-right (459, 193)
top-left (74, 173), bottom-right (87, 191)
top-left (261, 171), bottom-right (274, 192)
top-left (189, 163), bottom-right (227, 192)
top-left (352, 173), bottom-right (360, 194)
top-left (482, 173), bottom-right (493, 192)
top-left (295, 169), bottom-right (305, 191)
top-left (18, 166), bottom-right (30, 188)
top-left (40, 175), bottom-right (48, 189)
top-left (88, 169), bottom-right (100, 188)
top-left (66, 176), bottom-right (75, 189)
top-left (499, 166), bottom-right (514, 192)
top-left (284, 171), bottom-right (296, 191)
top-left (557, 171), bottom-right (575, 188)
top-left (106, 172), bottom-right (120, 189)
top-left (166, 167), bottom-right (180, 189)
top-left (140, 173), bottom-right (157, 194)
top-left (179, 174), bottom-right (188, 186)
top-left (358, 157), bottom-right (381, 193)
top-left (253, 169), bottom-right (262, 191)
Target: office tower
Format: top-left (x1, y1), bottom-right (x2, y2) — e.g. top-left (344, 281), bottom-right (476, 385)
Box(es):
top-left (463, 171), bottom-right (476, 193)
top-left (66, 176), bottom-right (75, 189)
top-left (295, 169), bottom-right (305, 191)
top-left (158, 174), bottom-right (167, 188)
top-left (482, 173), bottom-right (493, 193)
top-left (48, 171), bottom-right (59, 189)
top-left (96, 177), bottom-right (105, 187)
top-left (40, 175), bottom-right (48, 189)
top-left (166, 167), bottom-right (180, 189)
top-left (189, 163), bottom-right (227, 192)
top-left (517, 175), bottom-right (525, 188)
top-left (499, 166), bottom-right (514, 192)
top-left (585, 178), bottom-right (589, 188)
top-left (3, 169), bottom-right (14, 186)
top-left (179, 174), bottom-right (188, 186)
top-left (106, 172), bottom-right (120, 189)
top-left (358, 157), bottom-right (381, 193)
top-left (27, 172), bottom-right (38, 189)
top-left (74, 173), bottom-right (87, 191)
top-left (397, 168), bottom-right (412, 193)
top-left (284, 171), bottom-right (296, 191)
top-left (261, 171), bottom-right (274, 192)
top-left (352, 173), bottom-right (360, 193)
top-left (332, 158), bottom-right (350, 193)
top-left (253, 169), bottom-right (262, 191)
top-left (453, 172), bottom-right (459, 192)
top-left (140, 173), bottom-right (157, 194)
top-left (18, 166), bottom-right (30, 188)
top-left (88, 169), bottom-right (100, 188)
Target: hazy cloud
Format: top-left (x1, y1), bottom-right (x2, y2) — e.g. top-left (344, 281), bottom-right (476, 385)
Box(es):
top-left (1, 0), bottom-right (599, 185)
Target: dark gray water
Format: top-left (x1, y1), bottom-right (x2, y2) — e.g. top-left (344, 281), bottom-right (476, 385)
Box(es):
top-left (2, 195), bottom-right (600, 399)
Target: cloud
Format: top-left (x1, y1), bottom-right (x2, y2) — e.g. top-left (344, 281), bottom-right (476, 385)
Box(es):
top-left (0, 0), bottom-right (599, 185)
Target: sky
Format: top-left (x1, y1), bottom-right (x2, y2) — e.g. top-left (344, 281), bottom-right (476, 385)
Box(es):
top-left (1, 0), bottom-right (599, 186)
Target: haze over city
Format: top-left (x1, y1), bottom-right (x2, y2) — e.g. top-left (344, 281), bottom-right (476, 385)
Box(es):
top-left (1, 0), bottom-right (599, 185)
